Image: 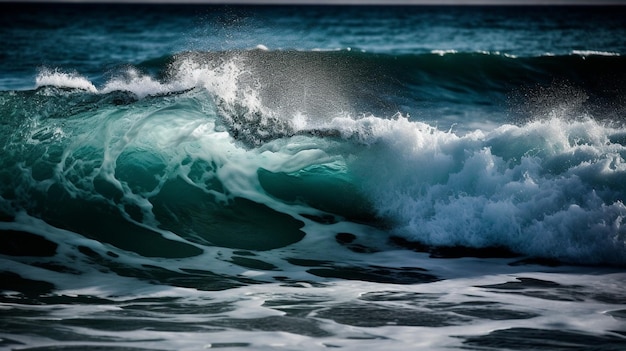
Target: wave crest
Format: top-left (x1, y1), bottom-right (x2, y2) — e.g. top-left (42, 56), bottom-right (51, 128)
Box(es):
top-left (35, 68), bottom-right (97, 93)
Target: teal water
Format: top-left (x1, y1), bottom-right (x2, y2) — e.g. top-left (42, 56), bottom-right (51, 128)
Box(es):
top-left (1, 4), bottom-right (625, 350)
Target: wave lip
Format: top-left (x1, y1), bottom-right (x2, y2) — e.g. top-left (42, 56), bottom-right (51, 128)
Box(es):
top-left (35, 68), bottom-right (97, 93)
top-left (8, 48), bottom-right (626, 266)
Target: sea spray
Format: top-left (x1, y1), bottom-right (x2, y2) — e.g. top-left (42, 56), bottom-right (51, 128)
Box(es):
top-left (2, 5), bottom-right (626, 349)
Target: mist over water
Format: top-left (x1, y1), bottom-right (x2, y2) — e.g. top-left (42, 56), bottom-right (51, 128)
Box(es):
top-left (1, 3), bottom-right (625, 351)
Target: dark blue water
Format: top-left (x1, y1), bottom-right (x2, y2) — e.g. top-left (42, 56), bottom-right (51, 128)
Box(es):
top-left (1, 3), bottom-right (625, 350)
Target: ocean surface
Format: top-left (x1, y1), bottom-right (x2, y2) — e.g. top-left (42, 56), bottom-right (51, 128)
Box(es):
top-left (1, 3), bottom-right (626, 350)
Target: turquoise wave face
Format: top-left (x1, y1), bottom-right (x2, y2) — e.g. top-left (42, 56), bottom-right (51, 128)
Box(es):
top-left (1, 49), bottom-right (625, 266)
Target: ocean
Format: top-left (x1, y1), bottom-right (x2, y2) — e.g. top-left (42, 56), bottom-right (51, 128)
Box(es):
top-left (1, 2), bottom-right (625, 350)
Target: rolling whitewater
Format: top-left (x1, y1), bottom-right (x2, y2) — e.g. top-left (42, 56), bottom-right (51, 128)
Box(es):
top-left (1, 3), bottom-right (625, 350)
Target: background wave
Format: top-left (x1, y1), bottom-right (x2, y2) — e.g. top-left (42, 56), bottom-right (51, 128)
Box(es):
top-left (30, 49), bottom-right (626, 130)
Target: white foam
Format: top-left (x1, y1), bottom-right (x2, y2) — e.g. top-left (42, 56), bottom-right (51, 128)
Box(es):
top-left (431, 49), bottom-right (457, 56)
top-left (338, 116), bottom-right (626, 265)
top-left (35, 68), bottom-right (97, 93)
top-left (100, 67), bottom-right (170, 98)
top-left (431, 49), bottom-right (513, 57)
